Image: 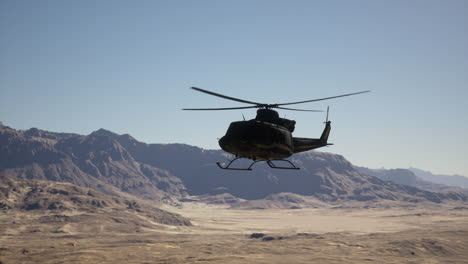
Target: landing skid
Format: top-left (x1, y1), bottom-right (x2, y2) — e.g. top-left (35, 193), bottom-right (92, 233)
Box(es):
top-left (216, 157), bottom-right (300, 171)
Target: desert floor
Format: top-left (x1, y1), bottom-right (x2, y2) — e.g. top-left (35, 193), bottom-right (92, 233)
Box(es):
top-left (1, 202), bottom-right (468, 264)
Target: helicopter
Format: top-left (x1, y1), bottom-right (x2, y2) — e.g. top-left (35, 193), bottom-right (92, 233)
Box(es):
top-left (183, 87), bottom-right (370, 170)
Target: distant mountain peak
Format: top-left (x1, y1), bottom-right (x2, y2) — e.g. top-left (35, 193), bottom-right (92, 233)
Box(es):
top-left (90, 128), bottom-right (119, 138)
top-left (408, 167), bottom-right (468, 188)
top-left (24, 127), bottom-right (44, 137)
top-left (0, 121), bottom-right (13, 131)
top-left (118, 133), bottom-right (137, 143)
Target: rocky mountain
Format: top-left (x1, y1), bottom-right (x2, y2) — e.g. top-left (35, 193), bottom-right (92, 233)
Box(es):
top-left (1, 122), bottom-right (466, 204)
top-left (355, 167), bottom-right (468, 195)
top-left (408, 167), bottom-right (468, 189)
top-left (0, 177), bottom-right (191, 226)
top-left (0, 124), bottom-right (186, 202)
top-left (112, 128), bottom-right (467, 203)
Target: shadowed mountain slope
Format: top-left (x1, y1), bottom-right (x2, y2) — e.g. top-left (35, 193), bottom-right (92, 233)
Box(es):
top-left (114, 130), bottom-right (467, 203)
top-left (409, 167), bottom-right (468, 189)
top-left (355, 167), bottom-right (468, 195)
top-left (1, 123), bottom-right (466, 203)
top-left (0, 124), bottom-right (186, 201)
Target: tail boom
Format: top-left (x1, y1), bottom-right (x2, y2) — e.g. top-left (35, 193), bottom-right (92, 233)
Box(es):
top-left (292, 121), bottom-right (332, 153)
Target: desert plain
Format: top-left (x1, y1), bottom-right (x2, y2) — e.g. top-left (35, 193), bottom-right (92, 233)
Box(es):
top-left (1, 200), bottom-right (468, 264)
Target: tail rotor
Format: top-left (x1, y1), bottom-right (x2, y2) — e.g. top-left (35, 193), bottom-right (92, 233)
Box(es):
top-left (320, 106), bottom-right (332, 145)
top-left (324, 106), bottom-right (330, 123)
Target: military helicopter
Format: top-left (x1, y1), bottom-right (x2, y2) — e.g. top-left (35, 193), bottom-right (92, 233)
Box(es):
top-left (183, 87), bottom-right (369, 170)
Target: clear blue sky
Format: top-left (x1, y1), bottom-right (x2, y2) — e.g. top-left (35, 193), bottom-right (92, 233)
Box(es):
top-left (1, 0), bottom-right (467, 176)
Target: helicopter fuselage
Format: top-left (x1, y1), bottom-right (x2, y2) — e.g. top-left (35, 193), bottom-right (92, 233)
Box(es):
top-left (219, 120), bottom-right (293, 160)
top-left (218, 109), bottom-right (332, 161)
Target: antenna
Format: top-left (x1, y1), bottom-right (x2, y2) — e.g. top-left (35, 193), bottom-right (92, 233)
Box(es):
top-left (242, 114), bottom-right (245, 121)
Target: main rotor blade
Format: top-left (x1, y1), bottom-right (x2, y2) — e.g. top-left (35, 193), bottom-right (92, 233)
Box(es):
top-left (182, 106), bottom-right (259, 111)
top-left (276, 90), bottom-right (370, 106)
top-left (275, 106), bottom-right (323, 112)
top-left (191, 87), bottom-right (263, 106)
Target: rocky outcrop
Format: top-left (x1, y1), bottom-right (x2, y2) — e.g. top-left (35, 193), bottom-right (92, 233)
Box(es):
top-left (0, 125), bottom-right (186, 202)
top-left (0, 177), bottom-right (191, 226)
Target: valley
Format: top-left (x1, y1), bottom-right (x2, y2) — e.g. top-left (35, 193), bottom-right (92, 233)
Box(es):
top-left (1, 124), bottom-right (468, 263)
top-left (1, 201), bottom-right (468, 263)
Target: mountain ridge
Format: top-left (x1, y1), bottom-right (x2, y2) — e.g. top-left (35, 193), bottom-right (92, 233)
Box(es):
top-left (354, 166), bottom-right (468, 198)
top-left (409, 167), bottom-right (468, 188)
top-left (1, 122), bottom-right (466, 204)
top-left (0, 124), bottom-right (187, 202)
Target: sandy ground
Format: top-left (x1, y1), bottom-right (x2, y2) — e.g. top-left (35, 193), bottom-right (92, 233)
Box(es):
top-left (162, 203), bottom-right (431, 234)
top-left (1, 202), bottom-right (468, 263)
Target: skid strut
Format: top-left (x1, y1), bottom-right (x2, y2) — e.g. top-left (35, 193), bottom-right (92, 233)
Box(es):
top-left (217, 157), bottom-right (300, 170)
top-left (266, 160), bottom-right (300, 170)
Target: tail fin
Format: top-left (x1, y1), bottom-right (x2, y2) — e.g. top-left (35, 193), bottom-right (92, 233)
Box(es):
top-left (320, 106), bottom-right (331, 143)
top-left (320, 121), bottom-right (331, 142)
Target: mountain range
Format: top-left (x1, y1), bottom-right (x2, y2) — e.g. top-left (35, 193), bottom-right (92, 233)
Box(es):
top-left (0, 125), bottom-right (186, 203)
top-left (1, 122), bottom-right (466, 205)
top-left (354, 167), bottom-right (468, 194)
top-left (408, 167), bottom-right (468, 188)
